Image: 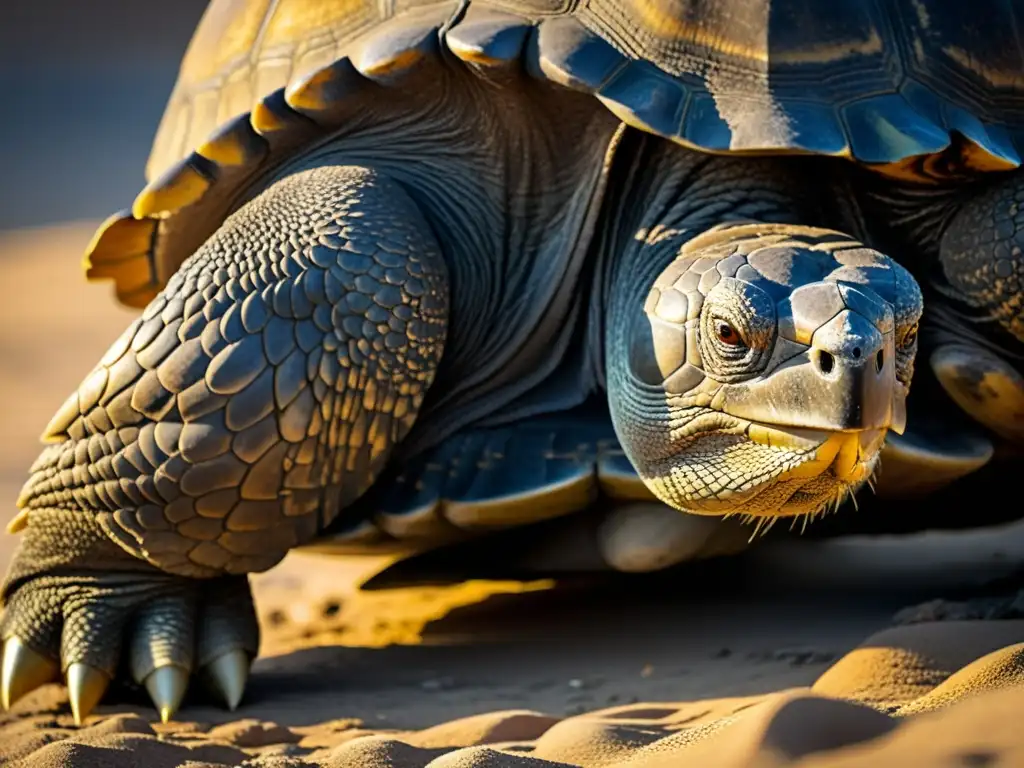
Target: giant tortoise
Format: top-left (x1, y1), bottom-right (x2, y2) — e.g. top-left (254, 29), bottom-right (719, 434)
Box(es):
top-left (2, 0), bottom-right (1022, 724)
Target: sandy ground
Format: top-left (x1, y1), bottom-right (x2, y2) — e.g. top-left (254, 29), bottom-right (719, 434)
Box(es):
top-left (0, 224), bottom-right (1023, 767)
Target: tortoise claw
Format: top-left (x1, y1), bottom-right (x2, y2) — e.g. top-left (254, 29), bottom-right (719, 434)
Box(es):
top-left (1, 636), bottom-right (59, 710)
top-left (67, 662), bottom-right (110, 724)
top-left (144, 664), bottom-right (189, 723)
top-left (202, 649), bottom-right (249, 711)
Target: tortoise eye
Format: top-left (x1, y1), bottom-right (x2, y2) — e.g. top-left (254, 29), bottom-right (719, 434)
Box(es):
top-left (903, 326), bottom-right (918, 347)
top-left (716, 321), bottom-right (743, 346)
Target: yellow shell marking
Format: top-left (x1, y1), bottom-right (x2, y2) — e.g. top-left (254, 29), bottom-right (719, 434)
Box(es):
top-left (132, 165), bottom-right (213, 219)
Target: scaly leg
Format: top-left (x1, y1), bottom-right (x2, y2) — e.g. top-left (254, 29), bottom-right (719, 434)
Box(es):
top-left (0, 164), bottom-right (449, 720)
top-left (934, 172), bottom-right (1024, 443)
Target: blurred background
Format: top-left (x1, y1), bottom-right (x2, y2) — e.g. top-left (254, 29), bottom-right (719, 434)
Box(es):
top-left (0, 0), bottom-right (209, 229)
top-left (0, 0), bottom-right (209, 568)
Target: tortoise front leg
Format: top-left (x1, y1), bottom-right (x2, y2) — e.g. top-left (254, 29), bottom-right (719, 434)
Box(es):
top-left (933, 172), bottom-right (1024, 444)
top-left (1, 164), bottom-right (449, 721)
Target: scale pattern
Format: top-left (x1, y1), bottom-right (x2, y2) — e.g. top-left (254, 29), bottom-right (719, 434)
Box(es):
top-left (19, 166), bottom-right (448, 578)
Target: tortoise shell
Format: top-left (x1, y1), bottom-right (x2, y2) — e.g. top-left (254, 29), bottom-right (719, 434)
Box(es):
top-left (84, 0), bottom-right (1024, 308)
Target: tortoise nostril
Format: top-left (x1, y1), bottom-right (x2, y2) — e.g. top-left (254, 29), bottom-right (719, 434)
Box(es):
top-left (852, 346), bottom-right (861, 359)
top-left (875, 349), bottom-right (884, 373)
top-left (816, 350), bottom-right (835, 375)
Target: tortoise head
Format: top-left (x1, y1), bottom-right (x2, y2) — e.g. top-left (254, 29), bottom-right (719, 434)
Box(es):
top-left (610, 223), bottom-right (923, 519)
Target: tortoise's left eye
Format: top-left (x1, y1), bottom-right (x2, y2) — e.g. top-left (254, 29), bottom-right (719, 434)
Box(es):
top-left (716, 321), bottom-right (744, 346)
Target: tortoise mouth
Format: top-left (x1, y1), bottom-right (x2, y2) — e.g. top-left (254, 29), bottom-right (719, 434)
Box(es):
top-left (745, 421), bottom-right (886, 486)
top-left (641, 420), bottom-right (887, 519)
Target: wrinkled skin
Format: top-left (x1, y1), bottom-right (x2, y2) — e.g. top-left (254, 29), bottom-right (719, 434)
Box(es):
top-left (4, 0), bottom-right (1024, 726)
top-left (0, 133), bottom-right (934, 721)
top-left (608, 222), bottom-right (921, 519)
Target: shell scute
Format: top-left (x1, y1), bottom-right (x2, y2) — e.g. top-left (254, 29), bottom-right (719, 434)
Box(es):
top-left (197, 113), bottom-right (269, 168)
top-left (349, 8), bottom-right (449, 83)
top-left (530, 16), bottom-right (626, 92)
top-left (250, 88), bottom-right (319, 141)
top-left (841, 93), bottom-right (950, 164)
top-left (445, 7), bottom-right (533, 68)
top-left (83, 211), bottom-right (159, 309)
top-left (941, 105), bottom-right (1021, 171)
top-left (85, 0), bottom-right (1024, 310)
top-left (597, 61), bottom-right (689, 139)
top-left (285, 58), bottom-right (367, 123)
top-left (679, 92), bottom-right (731, 152)
top-left (132, 157), bottom-right (216, 220)
top-left (769, 101), bottom-right (848, 156)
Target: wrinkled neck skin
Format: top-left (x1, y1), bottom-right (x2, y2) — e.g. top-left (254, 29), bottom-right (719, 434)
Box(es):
top-left (602, 136), bottom-right (830, 389)
top-left (846, 164), bottom-right (964, 270)
top-left (599, 138), bottom-right (911, 519)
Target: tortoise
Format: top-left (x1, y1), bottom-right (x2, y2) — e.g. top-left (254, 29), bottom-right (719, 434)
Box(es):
top-left (2, 0), bottom-right (1023, 725)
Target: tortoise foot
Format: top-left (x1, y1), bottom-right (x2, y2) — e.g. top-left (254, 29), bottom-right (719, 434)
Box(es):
top-left (931, 343), bottom-right (1024, 444)
top-left (597, 503), bottom-right (751, 573)
top-left (0, 573), bottom-right (256, 722)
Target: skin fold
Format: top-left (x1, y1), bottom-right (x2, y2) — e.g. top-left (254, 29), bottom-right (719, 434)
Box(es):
top-left (0, 128), bottom-right (926, 721)
top-left (2, 60), bottom-right (1020, 718)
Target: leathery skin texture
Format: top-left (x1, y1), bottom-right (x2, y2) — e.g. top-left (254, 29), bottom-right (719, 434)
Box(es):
top-left (0, 153), bottom-right (927, 721)
top-left (606, 223), bottom-right (922, 522)
top-left (3, 0), bottom-right (1024, 728)
top-left (1, 164), bottom-right (449, 718)
top-left (16, 164), bottom-right (448, 579)
top-left (0, 137), bottom-right (933, 723)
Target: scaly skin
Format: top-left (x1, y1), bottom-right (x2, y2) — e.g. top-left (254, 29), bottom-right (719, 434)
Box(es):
top-left (932, 174), bottom-right (1024, 443)
top-left (941, 175), bottom-right (1024, 345)
top-left (0, 148), bottom-right (924, 722)
top-left (2, 163), bottom-right (449, 720)
top-left (594, 142), bottom-right (922, 520)
top-left (606, 223), bottom-right (921, 519)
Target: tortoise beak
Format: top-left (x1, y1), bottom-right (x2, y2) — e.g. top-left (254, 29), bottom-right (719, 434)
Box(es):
top-left (722, 309), bottom-right (901, 434)
top-left (805, 309), bottom-right (899, 433)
